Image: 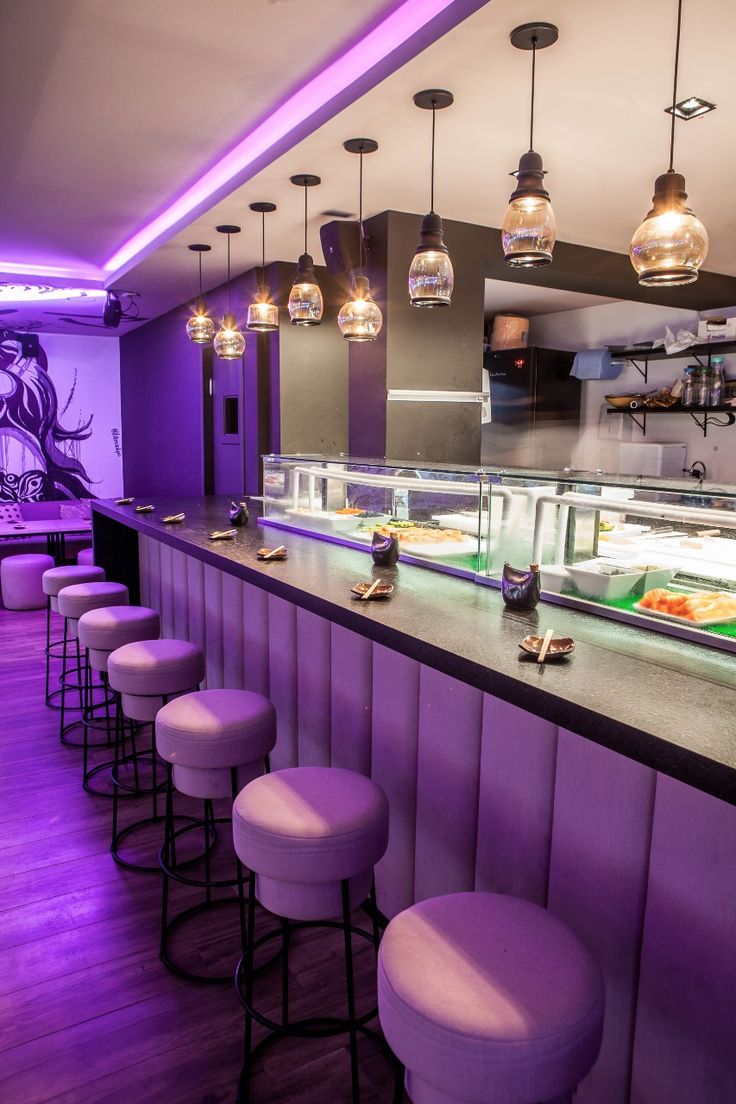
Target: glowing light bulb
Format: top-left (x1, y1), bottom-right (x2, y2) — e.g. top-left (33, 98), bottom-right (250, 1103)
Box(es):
top-left (214, 313), bottom-right (245, 359)
top-left (337, 275), bottom-right (383, 341)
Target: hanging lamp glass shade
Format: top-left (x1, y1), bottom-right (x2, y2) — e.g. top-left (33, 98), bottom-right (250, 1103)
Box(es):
top-left (337, 274), bottom-right (383, 341)
top-left (186, 303), bottom-right (215, 345)
top-left (246, 287), bottom-right (279, 332)
top-left (629, 171), bottom-right (708, 286)
top-left (214, 312), bottom-right (245, 359)
top-left (502, 150), bottom-right (556, 267)
top-left (288, 253), bottom-right (323, 326)
top-left (409, 211), bottom-right (454, 307)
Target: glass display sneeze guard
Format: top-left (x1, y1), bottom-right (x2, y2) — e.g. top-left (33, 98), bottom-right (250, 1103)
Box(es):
top-left (480, 470), bottom-right (736, 654)
top-left (262, 455), bottom-right (495, 579)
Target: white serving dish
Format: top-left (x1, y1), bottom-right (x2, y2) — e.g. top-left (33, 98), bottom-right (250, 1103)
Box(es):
top-left (633, 599), bottom-right (736, 628)
top-left (622, 563), bottom-right (678, 590)
top-left (567, 559), bottom-right (644, 600)
top-left (400, 536), bottom-right (480, 558)
top-left (540, 565), bottom-right (570, 594)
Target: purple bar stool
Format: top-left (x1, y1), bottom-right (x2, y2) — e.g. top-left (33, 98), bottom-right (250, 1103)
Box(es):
top-left (77, 605), bottom-right (161, 796)
top-left (155, 688), bottom-right (277, 983)
top-left (56, 580), bottom-right (128, 747)
top-left (107, 638), bottom-right (206, 873)
top-left (232, 766), bottom-right (391, 1104)
top-left (77, 547), bottom-right (95, 566)
top-left (377, 892), bottom-right (605, 1104)
top-left (1, 552), bottom-right (54, 610)
top-left (41, 564), bottom-right (105, 710)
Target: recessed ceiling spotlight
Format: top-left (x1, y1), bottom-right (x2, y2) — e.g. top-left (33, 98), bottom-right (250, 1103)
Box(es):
top-left (665, 96), bottom-right (716, 120)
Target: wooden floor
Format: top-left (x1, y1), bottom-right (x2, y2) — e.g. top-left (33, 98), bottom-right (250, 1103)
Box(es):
top-left (0, 606), bottom-right (398, 1104)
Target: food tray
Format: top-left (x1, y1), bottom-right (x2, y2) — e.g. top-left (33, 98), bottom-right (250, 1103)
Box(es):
top-left (400, 538), bottom-right (480, 558)
top-left (632, 600), bottom-right (736, 628)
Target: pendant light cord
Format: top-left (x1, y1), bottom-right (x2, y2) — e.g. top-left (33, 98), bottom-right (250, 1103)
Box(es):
top-left (303, 184), bottom-right (308, 256)
top-left (529, 34), bottom-right (537, 151)
top-left (430, 102), bottom-right (436, 213)
top-left (669, 0), bottom-right (683, 172)
top-left (226, 233), bottom-right (231, 315)
top-left (197, 251), bottom-right (203, 300)
top-left (359, 146), bottom-right (365, 274)
top-left (261, 212), bottom-right (266, 286)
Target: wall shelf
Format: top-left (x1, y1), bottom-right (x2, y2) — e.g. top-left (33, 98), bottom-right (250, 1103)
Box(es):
top-left (613, 340), bottom-right (736, 383)
top-left (606, 405), bottom-right (736, 437)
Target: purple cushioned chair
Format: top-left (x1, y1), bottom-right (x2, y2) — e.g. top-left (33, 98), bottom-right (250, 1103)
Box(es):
top-left (377, 892), bottom-right (605, 1104)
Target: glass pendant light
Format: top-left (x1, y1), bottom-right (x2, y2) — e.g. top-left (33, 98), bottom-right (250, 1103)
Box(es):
top-left (338, 139), bottom-right (383, 343)
top-left (246, 202), bottom-right (279, 332)
top-left (502, 23), bottom-right (558, 267)
top-left (409, 89), bottom-right (454, 307)
top-left (214, 225), bottom-right (246, 360)
top-left (288, 175), bottom-right (323, 326)
top-left (185, 244), bottom-right (215, 345)
top-left (630, 0), bottom-right (708, 286)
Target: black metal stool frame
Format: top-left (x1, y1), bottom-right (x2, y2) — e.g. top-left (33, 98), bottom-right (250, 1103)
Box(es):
top-left (110, 687), bottom-right (211, 875)
top-left (234, 873), bottom-right (402, 1104)
top-left (159, 760), bottom-right (276, 985)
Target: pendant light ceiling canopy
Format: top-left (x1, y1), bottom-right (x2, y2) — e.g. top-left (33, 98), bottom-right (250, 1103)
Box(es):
top-left (337, 138), bottom-right (383, 343)
top-left (185, 243), bottom-right (215, 346)
top-left (409, 89), bottom-right (454, 308)
top-left (502, 23), bottom-right (558, 268)
top-left (288, 174), bottom-right (324, 326)
top-left (246, 202), bottom-right (279, 333)
top-left (214, 224), bottom-right (246, 360)
top-left (630, 0), bottom-right (708, 286)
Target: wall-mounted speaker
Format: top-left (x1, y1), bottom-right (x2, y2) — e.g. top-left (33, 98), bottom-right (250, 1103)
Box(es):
top-left (319, 220), bottom-right (362, 276)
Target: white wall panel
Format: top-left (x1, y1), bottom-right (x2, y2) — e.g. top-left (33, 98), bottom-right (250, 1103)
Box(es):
top-left (242, 582), bottom-right (269, 697)
top-left (548, 730), bottom-right (655, 1104)
top-left (267, 594), bottom-right (298, 770)
top-left (170, 548), bottom-right (190, 640)
top-left (414, 667), bottom-right (483, 902)
top-left (371, 645), bottom-right (420, 918)
top-left (475, 697), bottom-right (557, 905)
top-left (296, 608), bottom-right (331, 766)
top-left (331, 626), bottom-right (372, 775)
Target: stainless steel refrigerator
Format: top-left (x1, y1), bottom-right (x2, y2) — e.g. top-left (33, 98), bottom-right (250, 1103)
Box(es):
top-left (481, 346), bottom-right (581, 469)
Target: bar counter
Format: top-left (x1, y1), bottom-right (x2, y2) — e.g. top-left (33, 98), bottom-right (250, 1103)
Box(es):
top-left (93, 495), bottom-right (736, 803)
top-left (92, 495), bottom-right (736, 1104)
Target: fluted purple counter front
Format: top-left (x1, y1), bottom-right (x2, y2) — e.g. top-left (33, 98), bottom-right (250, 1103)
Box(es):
top-left (93, 497), bottom-right (736, 1104)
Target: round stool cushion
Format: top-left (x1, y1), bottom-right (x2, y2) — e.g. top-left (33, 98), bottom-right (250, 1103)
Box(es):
top-left (377, 892), bottom-right (605, 1104)
top-left (1, 553), bottom-right (55, 610)
top-left (156, 689), bottom-right (276, 799)
top-left (57, 581), bottom-right (129, 623)
top-left (233, 767), bottom-right (389, 921)
top-left (78, 605), bottom-right (160, 672)
top-left (77, 547), bottom-right (95, 566)
top-left (107, 638), bottom-right (205, 721)
top-left (42, 564), bottom-right (105, 611)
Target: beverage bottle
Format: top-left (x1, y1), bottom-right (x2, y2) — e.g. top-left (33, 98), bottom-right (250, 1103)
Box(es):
top-left (681, 367), bottom-right (696, 408)
top-left (709, 356), bottom-right (725, 406)
top-left (695, 368), bottom-right (711, 408)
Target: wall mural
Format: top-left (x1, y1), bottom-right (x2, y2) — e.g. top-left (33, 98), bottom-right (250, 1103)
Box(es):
top-left (0, 333), bottom-right (95, 500)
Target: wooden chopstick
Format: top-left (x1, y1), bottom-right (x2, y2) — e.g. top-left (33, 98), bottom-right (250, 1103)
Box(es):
top-left (537, 627), bottom-right (555, 664)
top-left (360, 578), bottom-right (381, 601)
top-left (263, 544), bottom-right (286, 560)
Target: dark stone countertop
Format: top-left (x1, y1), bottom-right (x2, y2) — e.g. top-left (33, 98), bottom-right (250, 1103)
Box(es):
top-left (93, 496), bottom-right (736, 805)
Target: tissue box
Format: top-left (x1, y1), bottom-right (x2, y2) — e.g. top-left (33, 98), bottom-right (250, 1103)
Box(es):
top-left (697, 317), bottom-right (736, 341)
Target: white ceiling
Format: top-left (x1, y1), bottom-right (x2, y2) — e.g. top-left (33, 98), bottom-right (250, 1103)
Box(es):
top-left (484, 280), bottom-right (617, 318)
top-left (1, 0), bottom-right (734, 336)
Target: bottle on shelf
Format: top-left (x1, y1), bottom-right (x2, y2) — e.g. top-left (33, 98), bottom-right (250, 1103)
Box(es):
top-left (681, 366), bottom-right (696, 408)
top-left (708, 356), bottom-right (725, 407)
top-left (695, 367), bottom-right (711, 408)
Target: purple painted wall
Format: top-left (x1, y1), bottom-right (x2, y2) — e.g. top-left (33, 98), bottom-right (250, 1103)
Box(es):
top-left (120, 304), bottom-right (203, 497)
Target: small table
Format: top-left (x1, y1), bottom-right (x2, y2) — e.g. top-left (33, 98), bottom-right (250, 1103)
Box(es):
top-left (0, 519), bottom-right (92, 563)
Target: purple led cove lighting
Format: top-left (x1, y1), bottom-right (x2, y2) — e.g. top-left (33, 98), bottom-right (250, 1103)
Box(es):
top-left (103, 0), bottom-right (487, 280)
top-left (0, 259), bottom-right (103, 283)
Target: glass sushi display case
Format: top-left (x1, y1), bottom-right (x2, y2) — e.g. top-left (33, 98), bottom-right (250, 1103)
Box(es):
top-left (262, 454), bottom-right (736, 652)
top-left (262, 454), bottom-right (494, 577)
